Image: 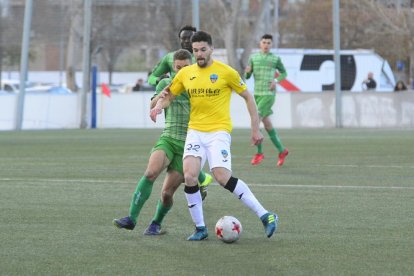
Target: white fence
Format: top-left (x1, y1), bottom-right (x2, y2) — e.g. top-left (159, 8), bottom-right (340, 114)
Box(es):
top-left (1, 91), bottom-right (414, 131)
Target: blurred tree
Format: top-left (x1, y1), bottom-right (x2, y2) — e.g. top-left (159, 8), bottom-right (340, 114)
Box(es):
top-left (280, 0), bottom-right (413, 85)
top-left (92, 4), bottom-right (141, 84)
top-left (197, 0), bottom-right (272, 75)
top-left (362, 0), bottom-right (414, 86)
top-left (0, 4), bottom-right (24, 79)
top-left (66, 0), bottom-right (83, 92)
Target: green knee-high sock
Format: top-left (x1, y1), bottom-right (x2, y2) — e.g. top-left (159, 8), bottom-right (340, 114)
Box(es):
top-left (129, 176), bottom-right (154, 224)
top-left (267, 128), bottom-right (284, 153)
top-left (256, 129), bottom-right (264, 154)
top-left (152, 199), bottom-right (172, 225)
top-left (198, 171), bottom-right (206, 183)
top-left (257, 143), bottom-right (263, 154)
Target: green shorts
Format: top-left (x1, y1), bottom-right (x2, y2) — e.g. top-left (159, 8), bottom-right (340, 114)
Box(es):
top-left (254, 95), bottom-right (275, 118)
top-left (151, 136), bottom-right (184, 175)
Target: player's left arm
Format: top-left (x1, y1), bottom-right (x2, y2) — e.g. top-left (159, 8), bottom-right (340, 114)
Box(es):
top-left (238, 90), bottom-right (263, 146)
top-left (275, 58), bottom-right (287, 82)
top-left (148, 55), bottom-right (171, 86)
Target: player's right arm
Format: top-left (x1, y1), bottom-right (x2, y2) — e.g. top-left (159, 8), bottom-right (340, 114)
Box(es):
top-left (150, 87), bottom-right (176, 122)
top-left (148, 55), bottom-right (171, 86)
top-left (150, 78), bottom-right (171, 108)
top-left (244, 57), bottom-right (253, 79)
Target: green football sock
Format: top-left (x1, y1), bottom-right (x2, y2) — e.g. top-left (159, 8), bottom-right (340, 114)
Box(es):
top-left (198, 171), bottom-right (206, 183)
top-left (257, 143), bottom-right (263, 154)
top-left (267, 128), bottom-right (284, 153)
top-left (152, 199), bottom-right (172, 225)
top-left (129, 176), bottom-right (154, 224)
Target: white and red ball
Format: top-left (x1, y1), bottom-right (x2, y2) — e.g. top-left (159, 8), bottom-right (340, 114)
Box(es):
top-left (215, 216), bottom-right (242, 243)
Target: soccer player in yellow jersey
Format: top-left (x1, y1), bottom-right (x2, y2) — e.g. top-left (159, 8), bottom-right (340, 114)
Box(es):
top-left (150, 31), bottom-right (278, 241)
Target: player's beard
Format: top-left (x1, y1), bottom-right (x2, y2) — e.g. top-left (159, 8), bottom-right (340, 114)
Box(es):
top-left (197, 55), bottom-right (210, 68)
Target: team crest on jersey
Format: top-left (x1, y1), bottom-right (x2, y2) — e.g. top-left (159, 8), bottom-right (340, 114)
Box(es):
top-left (210, 74), bottom-right (218, 83)
top-left (221, 149), bottom-right (229, 162)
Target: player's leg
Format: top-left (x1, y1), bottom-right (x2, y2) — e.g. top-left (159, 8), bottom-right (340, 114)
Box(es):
top-left (129, 149), bottom-right (169, 219)
top-left (262, 116), bottom-right (283, 152)
top-left (182, 130), bottom-right (207, 240)
top-left (183, 155), bottom-right (208, 240)
top-left (113, 138), bottom-right (172, 230)
top-left (262, 116), bottom-right (289, 166)
top-left (209, 132), bottom-right (278, 238)
top-left (218, 171), bottom-right (278, 238)
top-left (144, 169), bottom-right (183, 235)
top-left (251, 95), bottom-right (265, 165)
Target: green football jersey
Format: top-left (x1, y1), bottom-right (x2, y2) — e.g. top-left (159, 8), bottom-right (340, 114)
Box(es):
top-left (148, 51), bottom-right (195, 86)
top-left (153, 78), bottom-right (189, 142)
top-left (245, 52), bottom-right (287, 96)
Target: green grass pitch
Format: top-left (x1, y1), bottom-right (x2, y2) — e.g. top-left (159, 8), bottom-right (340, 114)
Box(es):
top-left (0, 128), bottom-right (413, 275)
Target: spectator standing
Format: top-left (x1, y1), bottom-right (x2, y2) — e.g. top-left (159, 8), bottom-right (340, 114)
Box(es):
top-left (362, 72), bottom-right (377, 91)
top-left (394, 80), bottom-right (407, 91)
top-left (132, 78), bottom-right (144, 92)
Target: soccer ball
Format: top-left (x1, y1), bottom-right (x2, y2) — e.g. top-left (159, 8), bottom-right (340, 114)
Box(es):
top-left (215, 216), bottom-right (242, 243)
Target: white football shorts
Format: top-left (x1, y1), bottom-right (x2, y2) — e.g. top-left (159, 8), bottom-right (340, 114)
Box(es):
top-left (183, 129), bottom-right (232, 172)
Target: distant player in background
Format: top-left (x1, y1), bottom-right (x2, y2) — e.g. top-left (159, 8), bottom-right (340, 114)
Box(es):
top-left (147, 25), bottom-right (196, 86)
top-left (150, 31), bottom-right (278, 241)
top-left (113, 49), bottom-right (212, 235)
top-left (245, 34), bottom-right (289, 167)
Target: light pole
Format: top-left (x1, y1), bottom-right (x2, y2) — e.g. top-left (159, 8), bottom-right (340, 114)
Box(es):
top-left (333, 0), bottom-right (342, 128)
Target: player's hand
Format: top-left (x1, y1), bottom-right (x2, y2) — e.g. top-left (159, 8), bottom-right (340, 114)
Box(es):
top-left (150, 107), bottom-right (162, 122)
top-left (251, 130), bottom-right (264, 146)
top-left (159, 89), bottom-right (169, 99)
top-left (244, 66), bottom-right (252, 73)
top-left (269, 80), bottom-right (277, 90)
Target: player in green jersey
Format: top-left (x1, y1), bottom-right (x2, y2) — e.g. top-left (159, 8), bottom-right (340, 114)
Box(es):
top-left (113, 49), bottom-right (212, 235)
top-left (150, 31), bottom-right (278, 241)
top-left (245, 34), bottom-right (289, 167)
top-left (148, 25), bottom-right (196, 86)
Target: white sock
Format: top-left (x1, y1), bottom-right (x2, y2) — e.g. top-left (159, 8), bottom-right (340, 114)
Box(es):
top-left (233, 179), bottom-right (268, 218)
top-left (185, 190), bottom-right (205, 227)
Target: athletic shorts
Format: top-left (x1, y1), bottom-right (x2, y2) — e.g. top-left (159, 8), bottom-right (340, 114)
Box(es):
top-left (183, 129), bottom-right (232, 172)
top-left (151, 136), bottom-right (184, 174)
top-left (254, 95), bottom-right (275, 118)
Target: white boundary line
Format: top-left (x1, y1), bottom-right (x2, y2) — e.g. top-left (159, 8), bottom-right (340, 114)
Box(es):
top-left (1, 178), bottom-right (413, 190)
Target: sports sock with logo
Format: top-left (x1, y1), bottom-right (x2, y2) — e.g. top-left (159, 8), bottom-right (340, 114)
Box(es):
top-left (225, 176), bottom-right (267, 218)
top-left (184, 185), bottom-right (204, 227)
top-left (129, 176), bottom-right (154, 224)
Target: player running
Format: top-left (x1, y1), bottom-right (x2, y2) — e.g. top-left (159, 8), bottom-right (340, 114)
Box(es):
top-left (113, 49), bottom-right (212, 235)
top-left (150, 31), bottom-right (278, 241)
top-left (245, 34), bottom-right (289, 167)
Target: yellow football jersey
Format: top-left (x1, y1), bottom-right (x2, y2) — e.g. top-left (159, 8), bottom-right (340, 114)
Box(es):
top-left (170, 60), bottom-right (247, 133)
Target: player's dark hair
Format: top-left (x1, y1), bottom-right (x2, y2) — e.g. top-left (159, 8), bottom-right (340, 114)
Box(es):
top-left (261, 34), bottom-right (273, 41)
top-left (178, 25), bottom-right (197, 38)
top-left (191, 31), bottom-right (213, 46)
top-left (173, 49), bottom-right (192, 61)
